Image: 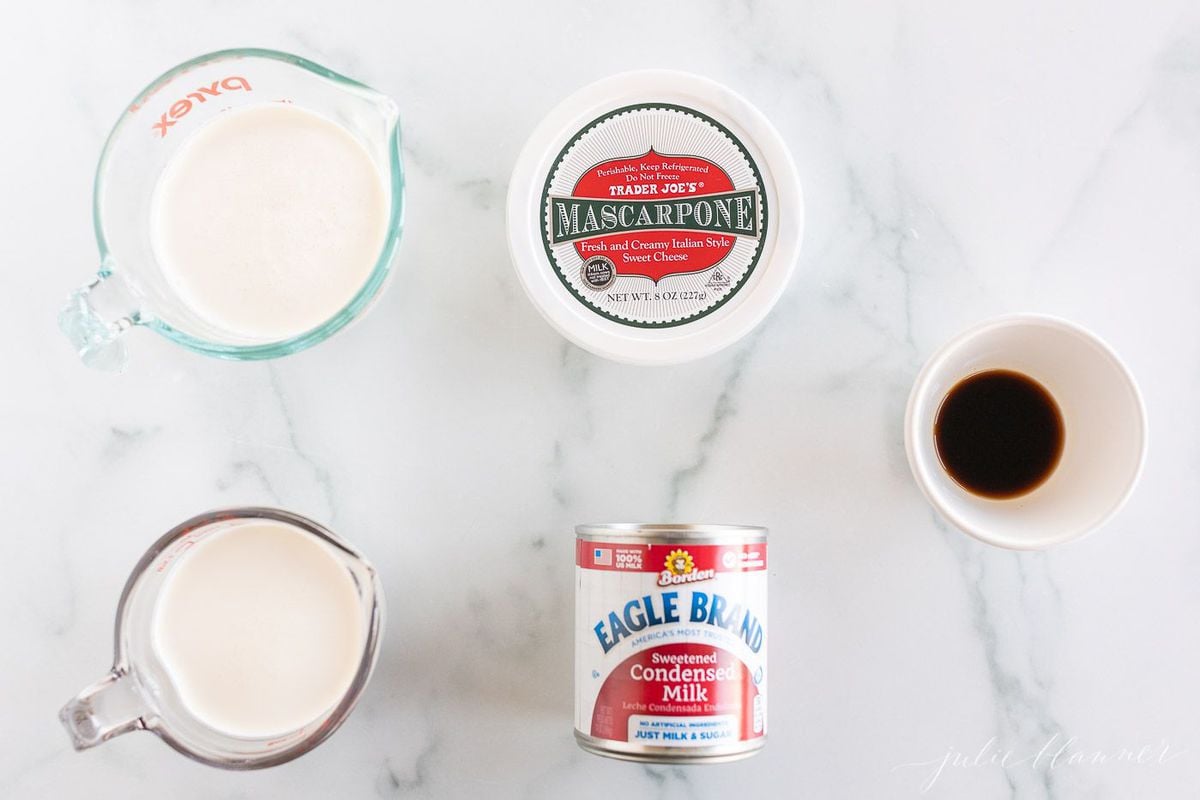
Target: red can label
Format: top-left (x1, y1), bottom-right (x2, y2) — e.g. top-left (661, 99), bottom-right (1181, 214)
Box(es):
top-left (575, 538), bottom-right (767, 753)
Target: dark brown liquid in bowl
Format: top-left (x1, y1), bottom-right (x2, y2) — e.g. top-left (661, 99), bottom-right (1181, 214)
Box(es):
top-left (933, 369), bottom-right (1064, 499)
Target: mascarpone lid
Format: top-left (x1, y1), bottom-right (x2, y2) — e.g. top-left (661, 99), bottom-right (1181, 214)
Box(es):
top-left (506, 70), bottom-right (803, 365)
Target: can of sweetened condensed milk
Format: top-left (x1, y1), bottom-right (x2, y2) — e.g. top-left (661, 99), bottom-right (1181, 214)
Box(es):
top-left (575, 524), bottom-right (768, 763)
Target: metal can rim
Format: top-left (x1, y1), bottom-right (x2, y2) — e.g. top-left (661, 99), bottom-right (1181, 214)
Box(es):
top-left (575, 522), bottom-right (767, 544)
top-left (574, 730), bottom-right (765, 764)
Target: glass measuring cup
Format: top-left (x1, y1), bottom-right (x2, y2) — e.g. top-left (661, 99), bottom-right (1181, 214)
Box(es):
top-left (59, 508), bottom-right (384, 769)
top-left (58, 48), bottom-right (404, 370)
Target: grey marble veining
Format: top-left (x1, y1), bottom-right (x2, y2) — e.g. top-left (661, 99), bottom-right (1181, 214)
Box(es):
top-left (3, 0), bottom-right (1200, 798)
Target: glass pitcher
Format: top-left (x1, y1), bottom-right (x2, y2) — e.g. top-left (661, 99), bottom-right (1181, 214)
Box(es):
top-left (59, 507), bottom-right (385, 769)
top-left (58, 48), bottom-right (404, 370)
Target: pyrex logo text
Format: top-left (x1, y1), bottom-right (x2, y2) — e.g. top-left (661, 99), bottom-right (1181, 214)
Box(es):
top-left (152, 76), bottom-right (252, 138)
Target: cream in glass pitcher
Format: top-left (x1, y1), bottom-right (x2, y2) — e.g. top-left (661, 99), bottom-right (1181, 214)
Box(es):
top-left (59, 508), bottom-right (384, 769)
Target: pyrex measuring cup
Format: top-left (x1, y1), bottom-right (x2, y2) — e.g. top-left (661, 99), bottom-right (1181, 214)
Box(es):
top-left (59, 508), bottom-right (384, 769)
top-left (59, 48), bottom-right (404, 370)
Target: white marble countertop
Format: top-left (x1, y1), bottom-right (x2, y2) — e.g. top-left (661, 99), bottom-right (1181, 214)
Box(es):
top-left (4, 1), bottom-right (1200, 797)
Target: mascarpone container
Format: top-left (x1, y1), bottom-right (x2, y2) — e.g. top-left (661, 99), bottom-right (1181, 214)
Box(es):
top-left (507, 70), bottom-right (804, 365)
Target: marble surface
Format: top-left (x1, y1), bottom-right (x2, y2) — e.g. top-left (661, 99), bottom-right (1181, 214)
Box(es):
top-left (3, 0), bottom-right (1200, 797)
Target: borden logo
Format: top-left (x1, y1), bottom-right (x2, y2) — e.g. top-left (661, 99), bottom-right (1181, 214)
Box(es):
top-left (658, 548), bottom-right (715, 587)
top-left (150, 76), bottom-right (253, 138)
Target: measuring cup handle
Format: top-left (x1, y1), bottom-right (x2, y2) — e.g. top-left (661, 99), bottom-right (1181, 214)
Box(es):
top-left (58, 271), bottom-right (138, 372)
top-left (59, 668), bottom-right (150, 751)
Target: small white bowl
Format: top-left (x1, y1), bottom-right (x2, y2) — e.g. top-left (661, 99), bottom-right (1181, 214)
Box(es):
top-left (905, 314), bottom-right (1147, 549)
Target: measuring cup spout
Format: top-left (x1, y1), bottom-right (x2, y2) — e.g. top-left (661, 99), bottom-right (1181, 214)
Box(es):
top-left (60, 668), bottom-right (151, 751)
top-left (58, 270), bottom-right (138, 371)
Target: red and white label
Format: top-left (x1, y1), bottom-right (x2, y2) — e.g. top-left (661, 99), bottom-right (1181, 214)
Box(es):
top-left (541, 104), bottom-right (767, 328)
top-left (567, 150), bottom-right (739, 283)
top-left (575, 536), bottom-right (767, 753)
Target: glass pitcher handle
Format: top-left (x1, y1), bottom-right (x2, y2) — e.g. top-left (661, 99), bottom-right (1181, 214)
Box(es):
top-left (58, 271), bottom-right (138, 372)
top-left (60, 668), bottom-right (150, 750)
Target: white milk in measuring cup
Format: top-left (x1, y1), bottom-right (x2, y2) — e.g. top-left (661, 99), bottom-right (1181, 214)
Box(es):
top-left (151, 103), bottom-right (389, 341)
top-left (59, 508), bottom-right (384, 769)
top-left (59, 49), bottom-right (404, 369)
